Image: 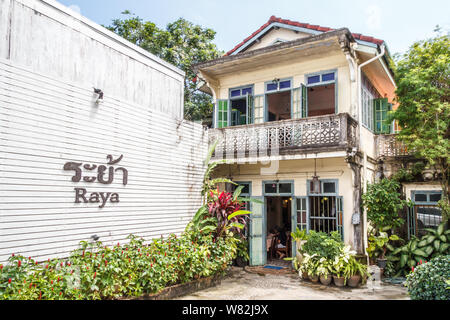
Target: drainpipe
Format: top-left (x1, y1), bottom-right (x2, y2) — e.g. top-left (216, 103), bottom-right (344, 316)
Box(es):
top-left (352, 44), bottom-right (385, 257)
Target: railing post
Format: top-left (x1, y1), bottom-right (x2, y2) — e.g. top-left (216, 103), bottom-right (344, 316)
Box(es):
top-left (339, 113), bottom-right (348, 147)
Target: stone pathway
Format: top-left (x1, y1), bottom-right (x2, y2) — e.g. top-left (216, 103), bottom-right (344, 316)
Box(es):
top-left (176, 267), bottom-right (409, 300)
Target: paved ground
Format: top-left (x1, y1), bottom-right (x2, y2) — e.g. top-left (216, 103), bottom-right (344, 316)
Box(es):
top-left (176, 266), bottom-right (409, 300)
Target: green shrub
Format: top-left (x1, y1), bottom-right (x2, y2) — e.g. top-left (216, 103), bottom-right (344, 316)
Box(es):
top-left (0, 231), bottom-right (238, 300)
top-left (405, 255), bottom-right (450, 300)
top-left (301, 231), bottom-right (344, 260)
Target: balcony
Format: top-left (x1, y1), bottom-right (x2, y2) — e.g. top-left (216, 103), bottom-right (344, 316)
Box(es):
top-left (209, 113), bottom-right (358, 161)
top-left (375, 134), bottom-right (411, 158)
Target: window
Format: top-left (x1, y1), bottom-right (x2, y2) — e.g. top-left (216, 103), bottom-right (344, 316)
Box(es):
top-left (413, 191), bottom-right (442, 204)
top-left (265, 79), bottom-right (292, 93)
top-left (305, 70), bottom-right (337, 117)
top-left (361, 73), bottom-right (383, 132)
top-left (263, 181), bottom-right (293, 195)
top-left (229, 86), bottom-right (253, 98)
top-left (308, 180), bottom-right (338, 195)
top-left (228, 85), bottom-right (254, 127)
top-left (411, 190), bottom-right (443, 236)
top-left (217, 100), bottom-right (228, 128)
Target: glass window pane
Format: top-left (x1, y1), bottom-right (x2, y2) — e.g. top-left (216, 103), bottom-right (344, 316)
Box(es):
top-left (429, 193), bottom-right (442, 202)
top-left (322, 73), bottom-right (335, 82)
top-left (239, 183), bottom-right (250, 195)
top-left (414, 193), bottom-right (427, 202)
top-left (307, 75), bottom-right (320, 84)
top-left (279, 80), bottom-right (291, 89)
top-left (266, 83), bottom-right (277, 91)
top-left (231, 89), bottom-right (241, 97)
top-left (323, 182), bottom-right (336, 193)
top-left (241, 87), bottom-right (252, 96)
top-left (264, 183), bottom-right (277, 194)
top-left (279, 183), bottom-right (291, 193)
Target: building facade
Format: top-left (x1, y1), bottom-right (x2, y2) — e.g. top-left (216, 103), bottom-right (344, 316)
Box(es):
top-left (194, 16), bottom-right (442, 266)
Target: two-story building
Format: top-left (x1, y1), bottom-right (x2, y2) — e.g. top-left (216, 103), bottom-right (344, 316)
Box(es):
top-left (194, 16), bottom-right (399, 265)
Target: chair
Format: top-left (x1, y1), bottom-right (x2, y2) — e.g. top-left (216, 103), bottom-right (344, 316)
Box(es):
top-left (268, 235), bottom-right (278, 260)
top-left (275, 234), bottom-right (290, 259)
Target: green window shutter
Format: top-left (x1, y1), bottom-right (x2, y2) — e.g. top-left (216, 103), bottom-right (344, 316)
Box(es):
top-left (217, 100), bottom-right (228, 128)
top-left (301, 84), bottom-right (307, 118)
top-left (374, 98), bottom-right (390, 134)
top-left (291, 87), bottom-right (301, 119)
top-left (253, 95), bottom-right (264, 124)
top-left (247, 94), bottom-right (254, 124)
top-left (249, 196), bottom-right (265, 266)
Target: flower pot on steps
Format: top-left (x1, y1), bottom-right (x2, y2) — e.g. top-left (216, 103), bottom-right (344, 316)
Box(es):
top-left (310, 275), bottom-right (319, 283)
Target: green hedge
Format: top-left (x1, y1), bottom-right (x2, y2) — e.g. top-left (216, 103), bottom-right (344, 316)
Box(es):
top-left (0, 231), bottom-right (238, 300)
top-left (405, 255), bottom-right (450, 300)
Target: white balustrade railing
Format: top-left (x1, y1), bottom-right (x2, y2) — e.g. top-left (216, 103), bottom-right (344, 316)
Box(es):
top-left (209, 113), bottom-right (358, 159)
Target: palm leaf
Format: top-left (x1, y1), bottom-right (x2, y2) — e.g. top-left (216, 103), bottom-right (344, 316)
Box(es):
top-left (228, 210), bottom-right (251, 220)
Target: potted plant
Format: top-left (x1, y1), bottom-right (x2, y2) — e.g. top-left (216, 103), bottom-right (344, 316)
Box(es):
top-left (299, 253), bottom-right (320, 282)
top-left (234, 239), bottom-right (249, 267)
top-left (343, 256), bottom-right (369, 287)
top-left (291, 227), bottom-right (308, 266)
top-left (332, 245), bottom-right (355, 287)
top-left (317, 257), bottom-right (333, 286)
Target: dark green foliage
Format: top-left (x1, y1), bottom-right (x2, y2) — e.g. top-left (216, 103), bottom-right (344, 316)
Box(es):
top-left (391, 32), bottom-right (450, 221)
top-left (387, 222), bottom-right (450, 276)
top-left (0, 232), bottom-right (238, 300)
top-left (301, 231), bottom-right (344, 260)
top-left (405, 255), bottom-right (450, 300)
top-left (362, 178), bottom-right (411, 232)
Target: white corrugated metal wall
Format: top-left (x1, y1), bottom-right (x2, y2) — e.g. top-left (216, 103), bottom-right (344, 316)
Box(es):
top-left (0, 0), bottom-right (208, 262)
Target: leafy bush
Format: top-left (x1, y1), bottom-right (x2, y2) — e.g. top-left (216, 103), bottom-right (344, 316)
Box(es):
top-left (362, 178), bottom-right (411, 232)
top-left (301, 231), bottom-right (344, 260)
top-left (387, 222), bottom-right (450, 276)
top-left (0, 231), bottom-right (238, 300)
top-left (405, 255), bottom-right (450, 300)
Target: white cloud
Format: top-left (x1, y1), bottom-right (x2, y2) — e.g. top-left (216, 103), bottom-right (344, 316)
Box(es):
top-left (68, 4), bottom-right (81, 15)
top-left (365, 5), bottom-right (381, 31)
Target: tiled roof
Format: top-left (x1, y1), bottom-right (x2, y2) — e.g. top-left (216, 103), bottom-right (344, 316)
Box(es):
top-left (225, 15), bottom-right (384, 56)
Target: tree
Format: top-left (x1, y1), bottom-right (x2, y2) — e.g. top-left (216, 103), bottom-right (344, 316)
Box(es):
top-left (106, 11), bottom-right (223, 123)
top-left (391, 30), bottom-right (450, 221)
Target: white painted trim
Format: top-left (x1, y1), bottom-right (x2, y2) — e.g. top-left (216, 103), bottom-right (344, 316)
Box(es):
top-left (231, 22), bottom-right (322, 55)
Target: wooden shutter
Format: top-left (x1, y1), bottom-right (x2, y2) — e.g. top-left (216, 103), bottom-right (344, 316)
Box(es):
top-left (249, 196), bottom-right (265, 266)
top-left (247, 94), bottom-right (254, 124)
top-left (217, 99), bottom-right (228, 128)
top-left (301, 84), bottom-right (307, 118)
top-left (253, 95), bottom-right (264, 124)
top-left (291, 87), bottom-right (301, 119)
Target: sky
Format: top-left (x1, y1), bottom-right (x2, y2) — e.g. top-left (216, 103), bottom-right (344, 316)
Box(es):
top-left (58, 0), bottom-right (449, 56)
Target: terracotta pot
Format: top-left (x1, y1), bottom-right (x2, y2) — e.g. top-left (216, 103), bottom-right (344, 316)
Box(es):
top-left (333, 275), bottom-right (346, 287)
top-left (347, 275), bottom-right (361, 287)
top-left (302, 272), bottom-right (309, 280)
top-left (319, 274), bottom-right (332, 286)
top-left (310, 275), bottom-right (319, 283)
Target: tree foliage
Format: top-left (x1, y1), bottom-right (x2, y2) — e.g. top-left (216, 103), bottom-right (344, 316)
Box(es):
top-left (362, 178), bottom-right (411, 232)
top-left (106, 11), bottom-right (223, 123)
top-left (391, 31), bottom-right (450, 219)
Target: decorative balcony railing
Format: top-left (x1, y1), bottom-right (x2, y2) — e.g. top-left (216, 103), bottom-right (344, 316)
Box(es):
top-left (375, 134), bottom-right (411, 158)
top-left (209, 113), bottom-right (358, 160)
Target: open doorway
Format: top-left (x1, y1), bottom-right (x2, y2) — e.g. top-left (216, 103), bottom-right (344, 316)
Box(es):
top-left (307, 83), bottom-right (335, 116)
top-left (267, 91), bottom-right (291, 121)
top-left (266, 196), bottom-right (291, 265)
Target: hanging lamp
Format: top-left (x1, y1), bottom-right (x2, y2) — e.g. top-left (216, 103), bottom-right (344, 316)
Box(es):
top-left (311, 158), bottom-right (321, 194)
